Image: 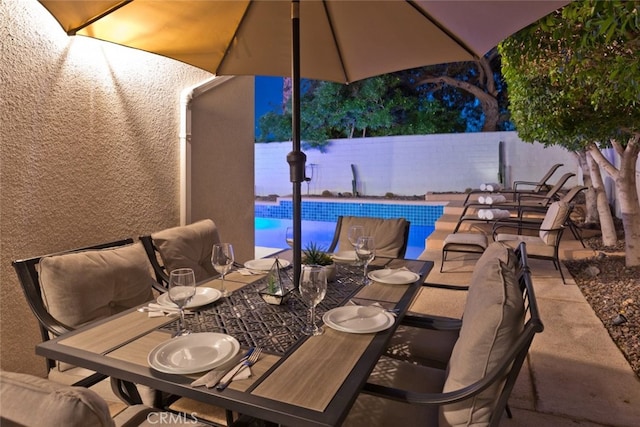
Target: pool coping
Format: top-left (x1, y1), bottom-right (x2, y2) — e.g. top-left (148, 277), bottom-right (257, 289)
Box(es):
top-left (255, 196), bottom-right (448, 207)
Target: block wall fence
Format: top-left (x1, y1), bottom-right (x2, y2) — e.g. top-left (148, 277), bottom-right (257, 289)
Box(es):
top-left (255, 132), bottom-right (581, 197)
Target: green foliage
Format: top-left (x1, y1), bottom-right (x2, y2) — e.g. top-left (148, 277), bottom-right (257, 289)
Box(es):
top-left (257, 111), bottom-right (291, 143)
top-left (257, 74), bottom-right (464, 150)
top-left (499, 0), bottom-right (640, 148)
top-left (302, 242), bottom-right (334, 266)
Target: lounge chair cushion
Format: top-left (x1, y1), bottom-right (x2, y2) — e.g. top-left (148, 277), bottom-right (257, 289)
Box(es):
top-left (152, 219), bottom-right (220, 281)
top-left (337, 216), bottom-right (408, 258)
top-left (0, 370), bottom-right (115, 427)
top-left (495, 235), bottom-right (556, 258)
top-left (440, 243), bottom-right (523, 426)
top-left (38, 242), bottom-right (155, 329)
top-left (538, 201), bottom-right (569, 245)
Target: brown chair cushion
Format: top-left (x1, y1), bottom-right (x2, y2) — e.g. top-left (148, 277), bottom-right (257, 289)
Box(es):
top-left (440, 243), bottom-right (524, 426)
top-left (152, 219), bottom-right (220, 281)
top-left (337, 216), bottom-right (408, 258)
top-left (0, 370), bottom-right (115, 427)
top-left (38, 242), bottom-right (155, 329)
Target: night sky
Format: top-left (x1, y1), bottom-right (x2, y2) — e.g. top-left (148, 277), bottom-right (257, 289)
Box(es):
top-left (255, 76), bottom-right (284, 137)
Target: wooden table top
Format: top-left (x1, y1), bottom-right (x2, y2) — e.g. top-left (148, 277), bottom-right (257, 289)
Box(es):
top-left (37, 253), bottom-right (433, 427)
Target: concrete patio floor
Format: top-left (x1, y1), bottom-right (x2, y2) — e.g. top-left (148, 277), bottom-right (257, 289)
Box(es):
top-left (409, 195), bottom-right (640, 426)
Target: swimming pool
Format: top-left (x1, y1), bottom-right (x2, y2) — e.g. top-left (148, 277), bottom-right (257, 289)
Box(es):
top-left (255, 198), bottom-right (443, 259)
top-left (255, 218), bottom-right (434, 259)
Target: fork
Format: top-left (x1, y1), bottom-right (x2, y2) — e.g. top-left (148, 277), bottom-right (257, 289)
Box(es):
top-left (216, 347), bottom-right (262, 391)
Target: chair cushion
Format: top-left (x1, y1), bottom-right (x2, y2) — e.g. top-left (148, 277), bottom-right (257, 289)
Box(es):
top-left (38, 242), bottom-right (155, 329)
top-left (496, 234), bottom-right (556, 258)
top-left (343, 356), bottom-right (444, 426)
top-left (440, 243), bottom-right (524, 426)
top-left (152, 219), bottom-right (220, 281)
top-left (539, 201), bottom-right (569, 245)
top-left (0, 370), bottom-right (114, 427)
top-left (337, 216), bottom-right (408, 257)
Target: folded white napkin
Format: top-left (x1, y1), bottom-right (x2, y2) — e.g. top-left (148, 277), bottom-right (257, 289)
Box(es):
top-left (145, 303), bottom-right (179, 318)
top-left (237, 268), bottom-right (259, 276)
top-left (191, 356), bottom-right (252, 388)
top-left (374, 267), bottom-right (409, 278)
top-left (349, 300), bottom-right (397, 317)
top-left (484, 209), bottom-right (511, 220)
top-left (484, 195), bottom-right (506, 204)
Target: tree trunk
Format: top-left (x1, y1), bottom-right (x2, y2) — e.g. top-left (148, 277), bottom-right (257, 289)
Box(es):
top-left (586, 151), bottom-right (617, 246)
top-left (573, 150), bottom-right (598, 224)
top-left (588, 135), bottom-right (640, 266)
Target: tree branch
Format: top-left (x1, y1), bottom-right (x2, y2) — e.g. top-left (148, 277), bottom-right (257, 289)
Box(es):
top-left (587, 142), bottom-right (619, 179)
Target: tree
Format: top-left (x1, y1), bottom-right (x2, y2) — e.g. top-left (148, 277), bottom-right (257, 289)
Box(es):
top-left (396, 50), bottom-right (508, 132)
top-left (500, 0), bottom-right (640, 266)
top-left (258, 75), bottom-right (463, 149)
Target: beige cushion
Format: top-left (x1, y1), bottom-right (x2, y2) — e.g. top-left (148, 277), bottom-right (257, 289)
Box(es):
top-left (443, 233), bottom-right (488, 253)
top-left (496, 234), bottom-right (556, 258)
top-left (0, 370), bottom-right (114, 427)
top-left (152, 219), bottom-right (220, 281)
top-left (440, 243), bottom-right (524, 426)
top-left (343, 356), bottom-right (444, 426)
top-left (39, 242), bottom-right (155, 328)
top-left (539, 201), bottom-right (569, 245)
top-left (337, 216), bottom-right (408, 257)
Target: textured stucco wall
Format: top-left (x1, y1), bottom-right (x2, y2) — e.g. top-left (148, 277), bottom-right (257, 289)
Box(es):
top-left (1, 1), bottom-right (212, 375)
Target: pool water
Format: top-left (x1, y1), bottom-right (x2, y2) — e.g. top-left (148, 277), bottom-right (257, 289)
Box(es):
top-left (255, 218), bottom-right (433, 259)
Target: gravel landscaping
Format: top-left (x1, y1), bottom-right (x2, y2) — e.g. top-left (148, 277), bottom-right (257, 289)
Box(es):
top-left (565, 226), bottom-right (640, 378)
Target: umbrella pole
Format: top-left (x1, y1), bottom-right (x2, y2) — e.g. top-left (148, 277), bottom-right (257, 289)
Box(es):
top-left (287, 0), bottom-right (305, 288)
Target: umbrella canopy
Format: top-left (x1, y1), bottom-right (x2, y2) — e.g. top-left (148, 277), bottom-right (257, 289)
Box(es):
top-left (39, 0), bottom-right (567, 84)
top-left (38, 0), bottom-right (569, 285)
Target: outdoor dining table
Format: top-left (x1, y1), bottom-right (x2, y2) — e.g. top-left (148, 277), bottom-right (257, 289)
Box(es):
top-left (36, 250), bottom-right (433, 427)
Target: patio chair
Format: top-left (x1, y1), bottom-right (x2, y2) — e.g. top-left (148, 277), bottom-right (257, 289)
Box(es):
top-left (463, 171), bottom-right (575, 206)
top-left (513, 162), bottom-right (564, 192)
top-left (11, 239), bottom-right (157, 406)
top-left (344, 242), bottom-right (543, 427)
top-left (455, 172), bottom-right (576, 232)
top-left (327, 216), bottom-right (410, 258)
top-left (0, 370), bottom-right (208, 427)
top-left (390, 242), bottom-right (526, 369)
top-left (518, 185), bottom-right (588, 247)
top-left (140, 219), bottom-right (221, 291)
top-left (493, 201), bottom-right (571, 284)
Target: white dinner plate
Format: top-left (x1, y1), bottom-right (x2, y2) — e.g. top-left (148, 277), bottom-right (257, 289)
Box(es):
top-left (244, 258), bottom-right (290, 271)
top-left (148, 333), bottom-right (239, 374)
top-left (330, 251), bottom-right (357, 262)
top-left (322, 306), bottom-right (395, 334)
top-left (367, 269), bottom-right (420, 285)
top-left (157, 287), bottom-right (222, 309)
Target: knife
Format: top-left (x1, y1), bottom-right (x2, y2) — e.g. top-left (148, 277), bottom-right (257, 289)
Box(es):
top-left (213, 347), bottom-right (254, 388)
top-left (191, 347), bottom-right (254, 388)
top-left (216, 347), bottom-right (255, 390)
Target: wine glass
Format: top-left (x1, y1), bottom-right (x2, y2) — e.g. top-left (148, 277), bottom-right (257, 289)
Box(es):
top-left (299, 265), bottom-right (327, 336)
top-left (168, 268), bottom-right (196, 337)
top-left (211, 243), bottom-right (234, 297)
top-left (355, 236), bottom-right (376, 285)
top-left (347, 225), bottom-right (364, 264)
top-left (285, 226), bottom-right (294, 248)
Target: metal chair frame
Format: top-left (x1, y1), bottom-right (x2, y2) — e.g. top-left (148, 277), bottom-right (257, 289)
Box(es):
top-left (363, 243), bottom-right (543, 427)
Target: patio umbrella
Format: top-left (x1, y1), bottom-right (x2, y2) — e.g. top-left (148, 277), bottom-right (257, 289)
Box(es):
top-left (38, 0), bottom-right (569, 285)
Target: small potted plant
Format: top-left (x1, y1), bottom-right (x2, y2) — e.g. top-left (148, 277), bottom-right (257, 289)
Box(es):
top-left (259, 258), bottom-right (293, 305)
top-left (302, 242), bottom-right (336, 282)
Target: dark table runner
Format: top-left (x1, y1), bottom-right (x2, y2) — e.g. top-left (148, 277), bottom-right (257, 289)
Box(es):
top-left (161, 263), bottom-right (369, 355)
